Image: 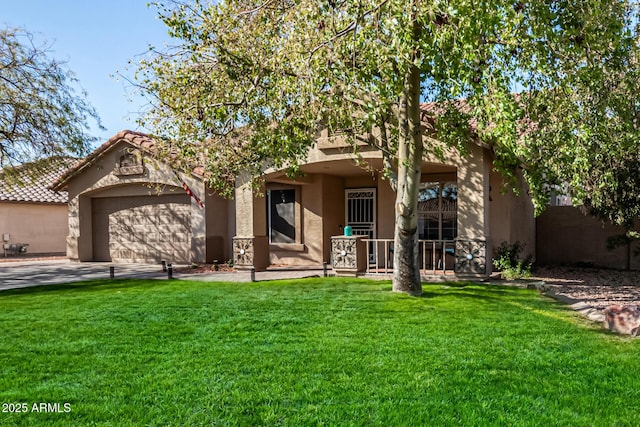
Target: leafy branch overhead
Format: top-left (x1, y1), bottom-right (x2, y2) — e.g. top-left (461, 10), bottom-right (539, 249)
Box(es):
top-left (140, 1), bottom-right (637, 202)
top-left (0, 27), bottom-right (103, 170)
top-left (137, 0), bottom-right (639, 293)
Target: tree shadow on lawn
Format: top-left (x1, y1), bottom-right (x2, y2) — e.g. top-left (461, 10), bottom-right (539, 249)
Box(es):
top-left (0, 276), bottom-right (526, 297)
top-left (418, 281), bottom-right (534, 301)
top-left (0, 277), bottom-right (603, 336)
top-left (420, 282), bottom-right (592, 321)
top-left (0, 279), bottom-right (165, 297)
top-left (333, 281), bottom-right (550, 317)
top-left (0, 277), bottom-right (543, 311)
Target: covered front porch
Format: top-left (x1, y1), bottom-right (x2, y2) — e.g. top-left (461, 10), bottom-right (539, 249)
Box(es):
top-left (231, 141), bottom-right (493, 278)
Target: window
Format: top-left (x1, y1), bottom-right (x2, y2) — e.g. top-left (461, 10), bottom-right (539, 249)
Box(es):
top-left (418, 182), bottom-right (457, 240)
top-left (267, 189), bottom-right (296, 244)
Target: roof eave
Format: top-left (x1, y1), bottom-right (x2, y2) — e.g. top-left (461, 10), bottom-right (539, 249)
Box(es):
top-left (49, 130), bottom-right (156, 191)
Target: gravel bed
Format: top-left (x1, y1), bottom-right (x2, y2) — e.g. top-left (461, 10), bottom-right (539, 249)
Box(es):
top-left (529, 266), bottom-right (640, 312)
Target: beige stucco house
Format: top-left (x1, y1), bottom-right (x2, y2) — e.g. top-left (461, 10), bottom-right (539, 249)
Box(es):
top-left (51, 131), bottom-right (235, 264)
top-left (50, 121), bottom-right (536, 277)
top-left (1, 157), bottom-right (74, 256)
top-left (232, 123), bottom-right (535, 277)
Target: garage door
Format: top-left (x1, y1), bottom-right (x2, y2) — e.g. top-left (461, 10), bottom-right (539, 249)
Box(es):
top-left (92, 194), bottom-right (191, 263)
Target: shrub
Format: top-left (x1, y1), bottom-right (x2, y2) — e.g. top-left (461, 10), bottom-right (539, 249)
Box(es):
top-left (493, 241), bottom-right (533, 280)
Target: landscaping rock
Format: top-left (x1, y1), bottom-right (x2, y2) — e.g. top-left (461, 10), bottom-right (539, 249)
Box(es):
top-left (603, 305), bottom-right (640, 336)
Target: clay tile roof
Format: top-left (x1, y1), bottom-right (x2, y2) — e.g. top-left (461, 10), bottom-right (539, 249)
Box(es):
top-left (420, 99), bottom-right (473, 124)
top-left (420, 100), bottom-right (493, 149)
top-left (0, 157), bottom-right (77, 204)
top-left (50, 130), bottom-right (206, 192)
top-left (49, 130), bottom-right (157, 191)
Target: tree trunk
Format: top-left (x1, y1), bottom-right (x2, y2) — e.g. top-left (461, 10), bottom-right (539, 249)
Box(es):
top-left (392, 60), bottom-right (423, 295)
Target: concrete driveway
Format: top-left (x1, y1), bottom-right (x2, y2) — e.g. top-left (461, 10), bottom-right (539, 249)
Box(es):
top-left (0, 259), bottom-right (326, 291)
top-left (0, 259), bottom-right (174, 291)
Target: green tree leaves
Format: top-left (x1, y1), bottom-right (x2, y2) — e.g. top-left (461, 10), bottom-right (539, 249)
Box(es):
top-left (137, 0), bottom-right (639, 290)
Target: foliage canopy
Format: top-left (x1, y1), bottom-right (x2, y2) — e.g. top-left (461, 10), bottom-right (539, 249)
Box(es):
top-left (137, 0), bottom-right (639, 292)
top-left (0, 27), bottom-right (102, 170)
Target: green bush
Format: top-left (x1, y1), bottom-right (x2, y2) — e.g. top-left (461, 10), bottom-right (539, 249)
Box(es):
top-left (493, 241), bottom-right (533, 280)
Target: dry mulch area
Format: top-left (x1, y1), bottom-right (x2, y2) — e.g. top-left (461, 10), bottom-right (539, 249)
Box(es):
top-left (173, 263), bottom-right (235, 274)
top-left (529, 266), bottom-right (640, 312)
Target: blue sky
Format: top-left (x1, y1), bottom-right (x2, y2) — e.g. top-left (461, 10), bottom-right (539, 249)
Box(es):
top-left (2, 1), bottom-right (173, 147)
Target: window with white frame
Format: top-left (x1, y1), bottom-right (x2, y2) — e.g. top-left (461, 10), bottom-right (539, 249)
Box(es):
top-left (418, 182), bottom-right (457, 240)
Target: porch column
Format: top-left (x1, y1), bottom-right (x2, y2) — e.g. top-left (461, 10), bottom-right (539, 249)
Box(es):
top-left (455, 144), bottom-right (491, 275)
top-left (233, 173), bottom-right (269, 271)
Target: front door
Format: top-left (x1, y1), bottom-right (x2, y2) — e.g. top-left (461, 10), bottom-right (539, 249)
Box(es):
top-left (345, 188), bottom-right (376, 262)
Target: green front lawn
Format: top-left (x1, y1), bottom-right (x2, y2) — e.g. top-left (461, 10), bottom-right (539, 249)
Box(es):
top-left (0, 278), bottom-right (638, 426)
